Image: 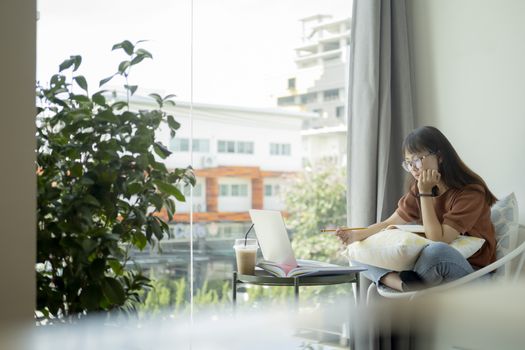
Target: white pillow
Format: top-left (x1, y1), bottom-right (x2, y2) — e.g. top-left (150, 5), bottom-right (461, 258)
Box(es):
top-left (490, 193), bottom-right (519, 278)
top-left (343, 229), bottom-right (485, 271)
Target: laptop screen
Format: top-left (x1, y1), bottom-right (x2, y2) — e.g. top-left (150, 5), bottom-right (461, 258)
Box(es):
top-left (248, 209), bottom-right (298, 267)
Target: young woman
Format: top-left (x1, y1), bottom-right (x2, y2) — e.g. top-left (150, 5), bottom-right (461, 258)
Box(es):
top-left (336, 126), bottom-right (497, 291)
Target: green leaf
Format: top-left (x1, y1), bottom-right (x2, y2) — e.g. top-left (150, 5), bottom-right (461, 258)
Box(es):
top-left (88, 258), bottom-right (106, 280)
top-left (126, 182), bottom-right (143, 196)
top-left (102, 277), bottom-right (126, 305)
top-left (108, 260), bottom-right (124, 275)
top-left (92, 92), bottom-right (106, 105)
top-left (59, 57), bottom-right (75, 72)
top-left (97, 109), bottom-right (119, 123)
top-left (73, 76), bottom-right (88, 91)
top-left (99, 74), bottom-right (116, 87)
top-left (130, 55), bottom-right (145, 66)
top-left (135, 48), bottom-right (153, 59)
top-left (112, 40), bottom-right (134, 55)
top-left (167, 115), bottom-right (181, 130)
top-left (153, 142), bottom-right (171, 159)
top-left (83, 194), bottom-right (101, 207)
top-left (132, 232), bottom-right (147, 250)
top-left (111, 101), bottom-right (128, 111)
top-left (150, 193), bottom-right (163, 211)
top-left (118, 60), bottom-right (131, 74)
top-left (124, 84), bottom-right (138, 95)
top-left (80, 285), bottom-right (103, 310)
top-left (149, 93), bottom-right (163, 107)
top-left (149, 218), bottom-right (163, 240)
top-left (72, 55), bottom-right (82, 71)
top-left (153, 180), bottom-right (185, 202)
top-left (71, 95), bottom-right (91, 104)
top-left (70, 163), bottom-right (83, 177)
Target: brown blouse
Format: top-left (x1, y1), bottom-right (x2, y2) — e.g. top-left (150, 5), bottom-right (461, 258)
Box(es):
top-left (396, 183), bottom-right (496, 269)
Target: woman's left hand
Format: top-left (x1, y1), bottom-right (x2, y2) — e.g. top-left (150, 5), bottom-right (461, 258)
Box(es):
top-left (418, 169), bottom-right (441, 193)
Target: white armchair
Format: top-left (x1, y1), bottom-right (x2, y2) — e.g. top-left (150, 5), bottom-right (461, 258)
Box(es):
top-left (368, 193), bottom-right (524, 302)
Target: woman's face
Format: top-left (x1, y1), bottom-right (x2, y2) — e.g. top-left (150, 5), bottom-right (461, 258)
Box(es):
top-left (403, 150), bottom-right (439, 180)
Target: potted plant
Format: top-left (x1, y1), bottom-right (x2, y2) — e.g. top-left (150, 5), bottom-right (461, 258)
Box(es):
top-left (36, 40), bottom-right (194, 321)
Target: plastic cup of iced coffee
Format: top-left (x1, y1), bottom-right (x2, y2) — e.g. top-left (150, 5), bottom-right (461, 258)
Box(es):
top-left (233, 238), bottom-right (259, 275)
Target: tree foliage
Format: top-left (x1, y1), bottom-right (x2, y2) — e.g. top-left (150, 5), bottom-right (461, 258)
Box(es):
top-left (36, 40), bottom-right (194, 321)
top-left (284, 164), bottom-right (347, 263)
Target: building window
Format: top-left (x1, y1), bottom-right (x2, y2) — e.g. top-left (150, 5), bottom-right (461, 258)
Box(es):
top-left (323, 89), bottom-right (339, 101)
top-left (300, 92), bottom-right (317, 104)
top-left (219, 184), bottom-right (248, 197)
top-left (170, 138), bottom-right (189, 152)
top-left (264, 184), bottom-right (281, 197)
top-left (313, 109), bottom-right (323, 116)
top-left (277, 96), bottom-right (295, 106)
top-left (336, 106), bottom-right (345, 119)
top-left (170, 138), bottom-right (209, 152)
top-left (192, 139), bottom-right (210, 153)
top-left (287, 77), bottom-right (296, 89)
top-left (322, 41), bottom-right (340, 52)
top-left (220, 184), bottom-right (229, 196)
top-left (239, 184), bottom-right (248, 196)
top-left (218, 140), bottom-right (254, 154)
top-left (264, 184), bottom-right (272, 196)
top-left (270, 143), bottom-right (291, 156)
top-left (180, 183), bottom-right (202, 197)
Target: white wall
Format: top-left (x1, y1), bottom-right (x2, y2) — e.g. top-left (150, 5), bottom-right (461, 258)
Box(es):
top-left (408, 0), bottom-right (525, 224)
top-left (0, 0), bottom-right (36, 326)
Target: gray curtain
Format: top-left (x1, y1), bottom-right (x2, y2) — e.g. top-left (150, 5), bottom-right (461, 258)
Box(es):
top-left (346, 0), bottom-right (414, 348)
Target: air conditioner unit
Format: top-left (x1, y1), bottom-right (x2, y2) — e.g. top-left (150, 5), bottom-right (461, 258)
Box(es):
top-left (200, 155), bottom-right (217, 168)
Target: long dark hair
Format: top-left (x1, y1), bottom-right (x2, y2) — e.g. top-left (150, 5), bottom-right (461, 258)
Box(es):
top-left (402, 126), bottom-right (497, 206)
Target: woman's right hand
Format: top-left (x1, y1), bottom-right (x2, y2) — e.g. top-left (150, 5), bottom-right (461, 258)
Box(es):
top-left (335, 228), bottom-right (365, 246)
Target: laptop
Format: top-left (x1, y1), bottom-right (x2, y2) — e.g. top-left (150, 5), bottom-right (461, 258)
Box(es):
top-left (248, 209), bottom-right (298, 267)
top-left (248, 209), bottom-right (366, 277)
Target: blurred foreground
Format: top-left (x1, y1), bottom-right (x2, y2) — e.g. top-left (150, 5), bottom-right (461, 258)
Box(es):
top-left (2, 281), bottom-right (525, 349)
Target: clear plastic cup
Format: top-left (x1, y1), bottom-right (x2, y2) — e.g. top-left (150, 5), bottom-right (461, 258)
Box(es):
top-left (233, 238), bottom-right (259, 275)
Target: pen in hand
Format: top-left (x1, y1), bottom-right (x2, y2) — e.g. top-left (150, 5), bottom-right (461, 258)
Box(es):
top-left (320, 227), bottom-right (367, 233)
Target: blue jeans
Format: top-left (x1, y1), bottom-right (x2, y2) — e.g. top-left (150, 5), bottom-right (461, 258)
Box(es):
top-left (357, 242), bottom-right (475, 287)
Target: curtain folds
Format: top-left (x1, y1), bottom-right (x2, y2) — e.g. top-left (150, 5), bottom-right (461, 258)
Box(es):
top-left (347, 0), bottom-right (414, 229)
top-left (346, 0), bottom-right (415, 348)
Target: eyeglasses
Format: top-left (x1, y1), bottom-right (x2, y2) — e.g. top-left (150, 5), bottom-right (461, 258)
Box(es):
top-left (401, 152), bottom-right (436, 172)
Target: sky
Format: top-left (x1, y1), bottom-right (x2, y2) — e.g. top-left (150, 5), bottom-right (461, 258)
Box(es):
top-left (37, 0), bottom-right (352, 108)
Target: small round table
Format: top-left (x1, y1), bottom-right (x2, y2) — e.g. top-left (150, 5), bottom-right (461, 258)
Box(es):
top-left (232, 268), bottom-right (364, 306)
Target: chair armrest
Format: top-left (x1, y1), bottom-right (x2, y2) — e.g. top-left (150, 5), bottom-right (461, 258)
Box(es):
top-left (378, 240), bottom-right (525, 300)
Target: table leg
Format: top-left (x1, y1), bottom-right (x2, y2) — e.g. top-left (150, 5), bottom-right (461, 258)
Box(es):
top-left (294, 277), bottom-right (300, 310)
top-left (355, 273), bottom-right (360, 303)
top-left (232, 271), bottom-right (237, 307)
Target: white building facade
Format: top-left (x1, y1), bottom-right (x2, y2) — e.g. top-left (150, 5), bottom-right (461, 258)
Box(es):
top-left (277, 14), bottom-right (351, 168)
top-left (131, 97), bottom-right (316, 216)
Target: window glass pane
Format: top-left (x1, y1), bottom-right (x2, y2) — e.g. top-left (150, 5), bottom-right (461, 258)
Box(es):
top-left (231, 184), bottom-right (239, 196)
top-left (170, 138), bottom-right (189, 152)
top-left (336, 106), bottom-right (345, 118)
top-left (227, 141), bottom-right (235, 153)
top-left (237, 142), bottom-right (245, 154)
top-left (39, 0), bottom-right (353, 322)
top-left (264, 184), bottom-right (272, 196)
top-left (194, 183), bottom-right (202, 197)
top-left (193, 139), bottom-right (210, 153)
top-left (246, 142), bottom-right (254, 154)
top-left (220, 184), bottom-right (229, 196)
top-left (240, 184), bottom-right (248, 196)
top-left (218, 140), bottom-right (226, 153)
top-left (323, 88), bottom-right (340, 101)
